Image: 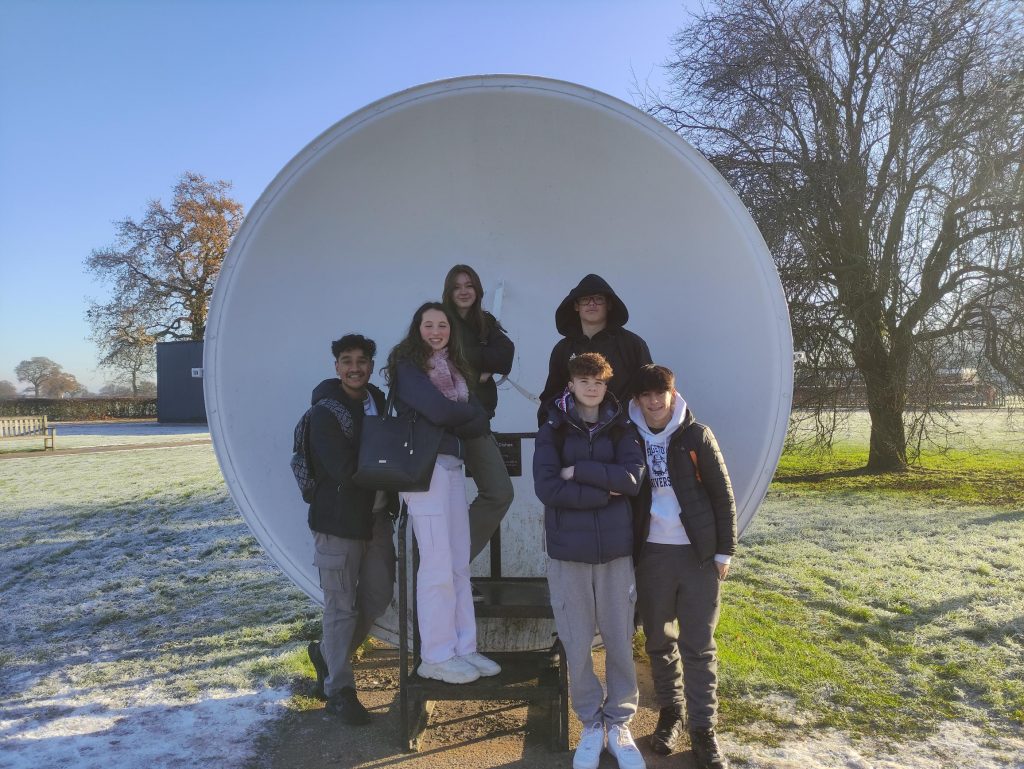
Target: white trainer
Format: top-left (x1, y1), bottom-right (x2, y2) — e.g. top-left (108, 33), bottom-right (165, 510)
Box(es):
top-left (459, 652), bottom-right (501, 677)
top-left (417, 656), bottom-right (480, 684)
top-left (607, 723), bottom-right (645, 769)
top-left (573, 722), bottom-right (605, 769)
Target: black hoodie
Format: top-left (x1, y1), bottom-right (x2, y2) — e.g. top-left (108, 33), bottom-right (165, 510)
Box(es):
top-left (536, 274), bottom-right (653, 426)
top-left (307, 378), bottom-right (397, 539)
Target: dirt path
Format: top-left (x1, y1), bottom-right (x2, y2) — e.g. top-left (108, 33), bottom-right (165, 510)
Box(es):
top-left (249, 645), bottom-right (699, 769)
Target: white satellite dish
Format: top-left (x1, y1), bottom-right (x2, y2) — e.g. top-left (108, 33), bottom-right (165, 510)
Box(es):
top-left (205, 75), bottom-right (792, 651)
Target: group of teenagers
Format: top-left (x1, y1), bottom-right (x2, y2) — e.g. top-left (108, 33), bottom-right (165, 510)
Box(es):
top-left (303, 266), bottom-right (736, 769)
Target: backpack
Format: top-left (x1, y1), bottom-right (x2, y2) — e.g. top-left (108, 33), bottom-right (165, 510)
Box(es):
top-left (290, 398), bottom-right (355, 503)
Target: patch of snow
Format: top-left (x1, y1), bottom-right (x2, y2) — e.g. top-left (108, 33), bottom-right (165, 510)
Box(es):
top-left (0, 686), bottom-right (289, 769)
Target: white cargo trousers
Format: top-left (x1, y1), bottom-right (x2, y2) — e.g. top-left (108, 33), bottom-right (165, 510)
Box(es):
top-left (402, 456), bottom-right (477, 664)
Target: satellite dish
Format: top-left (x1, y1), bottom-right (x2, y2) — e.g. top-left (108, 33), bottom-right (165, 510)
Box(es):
top-left (205, 75), bottom-right (792, 651)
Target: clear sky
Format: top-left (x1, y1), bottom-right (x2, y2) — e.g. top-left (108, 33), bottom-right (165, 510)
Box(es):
top-left (0, 0), bottom-right (696, 392)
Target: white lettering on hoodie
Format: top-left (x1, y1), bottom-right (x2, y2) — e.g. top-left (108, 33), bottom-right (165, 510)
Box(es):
top-left (628, 392), bottom-right (689, 545)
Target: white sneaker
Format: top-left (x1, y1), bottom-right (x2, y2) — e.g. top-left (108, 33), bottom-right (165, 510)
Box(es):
top-left (607, 723), bottom-right (645, 769)
top-left (573, 722), bottom-right (605, 769)
top-left (459, 652), bottom-right (501, 677)
top-left (417, 656), bottom-right (480, 684)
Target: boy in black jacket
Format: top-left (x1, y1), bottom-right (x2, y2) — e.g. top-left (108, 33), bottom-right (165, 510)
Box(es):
top-left (537, 274), bottom-right (652, 426)
top-left (629, 365), bottom-right (736, 769)
top-left (306, 334), bottom-right (397, 725)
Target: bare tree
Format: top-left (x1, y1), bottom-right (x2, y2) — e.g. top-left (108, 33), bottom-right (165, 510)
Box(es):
top-left (89, 303), bottom-right (156, 396)
top-left (15, 357), bottom-right (63, 397)
top-left (99, 383), bottom-right (133, 396)
top-left (647, 0), bottom-right (1024, 470)
top-left (86, 172), bottom-right (244, 344)
top-left (0, 380), bottom-right (17, 399)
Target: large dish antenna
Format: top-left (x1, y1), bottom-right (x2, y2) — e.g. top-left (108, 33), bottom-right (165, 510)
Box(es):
top-left (206, 75), bottom-right (792, 651)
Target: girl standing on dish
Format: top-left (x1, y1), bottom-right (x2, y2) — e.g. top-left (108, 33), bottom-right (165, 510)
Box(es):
top-left (442, 265), bottom-right (515, 559)
top-left (385, 301), bottom-right (501, 684)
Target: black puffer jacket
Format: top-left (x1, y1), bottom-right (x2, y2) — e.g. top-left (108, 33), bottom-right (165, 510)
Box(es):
top-left (308, 379), bottom-right (398, 540)
top-left (630, 407), bottom-right (737, 564)
top-left (455, 312), bottom-right (514, 418)
top-left (537, 274), bottom-right (652, 426)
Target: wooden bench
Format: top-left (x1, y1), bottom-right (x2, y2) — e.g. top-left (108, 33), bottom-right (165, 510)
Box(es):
top-left (0, 416), bottom-right (56, 450)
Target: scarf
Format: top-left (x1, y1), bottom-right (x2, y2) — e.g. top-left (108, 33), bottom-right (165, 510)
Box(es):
top-left (427, 348), bottom-right (469, 402)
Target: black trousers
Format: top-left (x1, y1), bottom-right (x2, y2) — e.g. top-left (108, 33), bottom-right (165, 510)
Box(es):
top-left (635, 543), bottom-right (722, 729)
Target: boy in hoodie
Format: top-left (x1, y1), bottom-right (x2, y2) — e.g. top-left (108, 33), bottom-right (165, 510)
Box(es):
top-left (306, 334), bottom-right (397, 725)
top-left (628, 364), bottom-right (737, 769)
top-left (533, 353), bottom-right (647, 769)
top-left (537, 274), bottom-right (652, 427)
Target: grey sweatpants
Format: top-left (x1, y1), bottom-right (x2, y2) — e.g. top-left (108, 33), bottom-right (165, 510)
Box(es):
top-left (314, 509), bottom-right (396, 696)
top-left (546, 556), bottom-right (639, 726)
top-left (635, 543), bottom-right (721, 728)
top-left (464, 433), bottom-right (514, 561)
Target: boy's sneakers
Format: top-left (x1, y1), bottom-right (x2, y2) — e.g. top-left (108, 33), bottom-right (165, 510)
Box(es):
top-left (307, 640), bottom-right (329, 700)
top-left (690, 727), bottom-right (729, 769)
top-left (607, 723), bottom-right (646, 769)
top-left (573, 722), bottom-right (605, 769)
top-left (325, 686), bottom-right (370, 725)
top-left (459, 652), bottom-right (501, 676)
top-left (651, 704), bottom-right (684, 754)
top-left (418, 656), bottom-right (480, 684)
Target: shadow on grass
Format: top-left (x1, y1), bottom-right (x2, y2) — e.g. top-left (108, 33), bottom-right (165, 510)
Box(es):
top-left (772, 467), bottom-right (876, 483)
top-left (967, 509), bottom-right (1024, 526)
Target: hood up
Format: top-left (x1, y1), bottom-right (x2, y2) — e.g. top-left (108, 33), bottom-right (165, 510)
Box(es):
top-left (554, 273), bottom-right (630, 336)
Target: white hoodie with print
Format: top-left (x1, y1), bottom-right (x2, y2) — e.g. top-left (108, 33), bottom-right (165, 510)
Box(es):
top-left (628, 391), bottom-right (689, 545)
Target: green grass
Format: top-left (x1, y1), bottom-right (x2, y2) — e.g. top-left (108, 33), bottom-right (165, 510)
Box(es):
top-left (710, 443), bottom-right (1024, 743)
top-left (775, 446), bottom-right (1024, 505)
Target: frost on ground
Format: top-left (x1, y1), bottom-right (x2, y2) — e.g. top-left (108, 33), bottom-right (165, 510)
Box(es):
top-left (0, 421), bottom-right (210, 452)
top-left (0, 443), bottom-right (312, 769)
top-left (1, 425), bottom-right (1022, 768)
top-left (733, 720), bottom-right (1024, 768)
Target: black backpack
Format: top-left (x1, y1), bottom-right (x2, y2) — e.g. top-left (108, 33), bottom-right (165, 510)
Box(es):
top-left (290, 398), bottom-right (355, 503)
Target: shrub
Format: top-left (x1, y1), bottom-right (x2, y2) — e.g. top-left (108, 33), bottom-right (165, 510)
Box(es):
top-left (0, 397), bottom-right (158, 420)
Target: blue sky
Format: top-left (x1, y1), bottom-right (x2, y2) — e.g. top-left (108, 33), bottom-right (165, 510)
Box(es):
top-left (0, 0), bottom-right (696, 392)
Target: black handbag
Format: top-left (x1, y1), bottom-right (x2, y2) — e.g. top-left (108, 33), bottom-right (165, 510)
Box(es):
top-left (353, 387), bottom-right (442, 492)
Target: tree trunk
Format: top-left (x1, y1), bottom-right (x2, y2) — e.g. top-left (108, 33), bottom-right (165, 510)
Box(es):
top-left (865, 397), bottom-right (908, 471)
top-left (861, 358), bottom-right (909, 472)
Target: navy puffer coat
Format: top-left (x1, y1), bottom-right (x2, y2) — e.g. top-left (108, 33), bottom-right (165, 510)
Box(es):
top-left (533, 392), bottom-right (646, 564)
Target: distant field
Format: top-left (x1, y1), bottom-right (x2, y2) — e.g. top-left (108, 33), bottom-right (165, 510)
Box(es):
top-left (788, 406), bottom-right (1023, 451)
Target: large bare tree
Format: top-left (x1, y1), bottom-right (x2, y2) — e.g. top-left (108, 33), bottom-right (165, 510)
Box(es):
top-left (86, 172), bottom-right (244, 344)
top-left (647, 0), bottom-right (1024, 470)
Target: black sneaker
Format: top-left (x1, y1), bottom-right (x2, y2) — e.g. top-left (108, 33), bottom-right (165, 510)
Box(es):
top-left (325, 686), bottom-right (371, 725)
top-left (690, 727), bottom-right (729, 769)
top-left (307, 640), bottom-right (329, 701)
top-left (651, 704), bottom-right (684, 755)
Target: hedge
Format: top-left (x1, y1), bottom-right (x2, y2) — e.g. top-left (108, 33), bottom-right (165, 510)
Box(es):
top-left (0, 398), bottom-right (158, 420)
